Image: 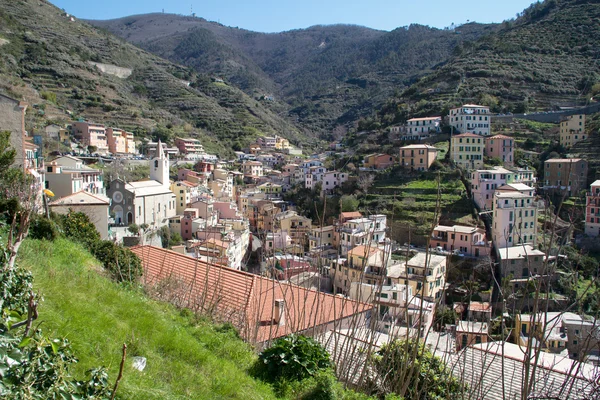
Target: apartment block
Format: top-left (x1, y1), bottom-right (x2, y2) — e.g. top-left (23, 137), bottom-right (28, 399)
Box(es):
top-left (431, 225), bottom-right (490, 258)
top-left (71, 121), bottom-right (109, 154)
top-left (470, 167), bottom-right (518, 210)
top-left (585, 180), bottom-right (600, 237)
top-left (451, 133), bottom-right (484, 170)
top-left (485, 134), bottom-right (514, 166)
top-left (175, 137), bottom-right (205, 156)
top-left (492, 191), bottom-right (538, 248)
top-left (241, 161), bottom-right (264, 179)
top-left (559, 114), bottom-right (586, 148)
top-left (386, 253), bottom-right (447, 302)
top-left (44, 156), bottom-right (104, 199)
top-left (399, 144), bottom-right (438, 171)
top-left (543, 158), bottom-right (588, 195)
top-left (363, 153), bottom-right (395, 170)
top-left (449, 104), bottom-right (491, 136)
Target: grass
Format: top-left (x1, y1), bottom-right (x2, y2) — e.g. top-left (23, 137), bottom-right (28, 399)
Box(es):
top-left (17, 238), bottom-right (279, 400)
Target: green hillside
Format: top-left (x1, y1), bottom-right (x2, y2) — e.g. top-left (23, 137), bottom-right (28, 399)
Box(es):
top-left (400, 0), bottom-right (600, 113)
top-left (17, 238), bottom-right (278, 399)
top-left (91, 14), bottom-right (495, 137)
top-left (0, 0), bottom-right (307, 156)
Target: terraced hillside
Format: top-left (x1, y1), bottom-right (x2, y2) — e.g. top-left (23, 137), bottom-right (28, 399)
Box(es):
top-left (91, 14), bottom-right (496, 137)
top-left (0, 0), bottom-right (306, 156)
top-left (400, 0), bottom-right (600, 114)
top-left (366, 163), bottom-right (477, 246)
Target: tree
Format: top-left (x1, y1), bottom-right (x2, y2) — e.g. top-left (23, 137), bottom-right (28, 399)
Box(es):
top-left (341, 195), bottom-right (360, 212)
top-left (0, 131), bottom-right (17, 173)
top-left (370, 339), bottom-right (464, 400)
top-left (358, 173), bottom-right (375, 194)
top-left (127, 223), bottom-right (140, 236)
top-left (87, 145), bottom-right (97, 154)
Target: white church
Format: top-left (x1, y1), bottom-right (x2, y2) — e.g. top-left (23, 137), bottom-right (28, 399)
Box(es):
top-left (106, 141), bottom-right (176, 227)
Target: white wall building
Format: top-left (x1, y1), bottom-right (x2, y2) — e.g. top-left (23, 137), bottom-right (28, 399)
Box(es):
top-left (492, 191), bottom-right (538, 249)
top-left (449, 104), bottom-right (491, 136)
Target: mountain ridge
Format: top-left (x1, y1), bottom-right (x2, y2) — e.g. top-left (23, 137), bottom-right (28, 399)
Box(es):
top-left (91, 13), bottom-right (497, 137)
top-left (0, 0), bottom-right (309, 156)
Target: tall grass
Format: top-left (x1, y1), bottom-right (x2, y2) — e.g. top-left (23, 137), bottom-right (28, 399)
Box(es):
top-left (18, 238), bottom-right (278, 400)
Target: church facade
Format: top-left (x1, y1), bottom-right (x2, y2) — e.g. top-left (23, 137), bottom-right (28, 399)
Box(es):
top-left (107, 142), bottom-right (176, 227)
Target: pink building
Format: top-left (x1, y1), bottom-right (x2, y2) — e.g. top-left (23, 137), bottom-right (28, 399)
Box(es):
top-left (194, 160), bottom-right (215, 174)
top-left (213, 201), bottom-right (241, 220)
top-left (470, 167), bottom-right (516, 210)
top-left (485, 135), bottom-right (514, 166)
top-left (71, 122), bottom-right (109, 154)
top-left (178, 168), bottom-right (208, 185)
top-left (585, 180), bottom-right (600, 237)
top-left (431, 225), bottom-right (490, 258)
top-left (106, 127), bottom-right (127, 154)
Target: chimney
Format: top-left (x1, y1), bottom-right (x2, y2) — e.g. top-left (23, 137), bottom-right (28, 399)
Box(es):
top-left (274, 299), bottom-right (285, 326)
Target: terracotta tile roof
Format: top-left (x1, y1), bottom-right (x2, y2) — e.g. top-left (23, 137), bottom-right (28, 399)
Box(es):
top-left (468, 301), bottom-right (492, 312)
top-left (347, 245), bottom-right (381, 257)
top-left (340, 211), bottom-right (362, 220)
top-left (487, 134), bottom-right (513, 140)
top-left (454, 132), bottom-right (482, 138)
top-left (132, 246), bottom-right (371, 343)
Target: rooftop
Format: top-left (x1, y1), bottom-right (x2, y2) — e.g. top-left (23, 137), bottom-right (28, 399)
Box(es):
top-left (545, 158), bottom-right (583, 163)
top-left (457, 321), bottom-right (488, 334)
top-left (131, 246), bottom-right (371, 343)
top-left (453, 132), bottom-right (482, 138)
top-left (497, 244), bottom-right (545, 260)
top-left (407, 116), bottom-right (441, 121)
top-left (406, 253), bottom-right (447, 269)
top-left (49, 190), bottom-right (109, 206)
top-left (400, 144), bottom-right (438, 150)
top-left (434, 225), bottom-right (481, 234)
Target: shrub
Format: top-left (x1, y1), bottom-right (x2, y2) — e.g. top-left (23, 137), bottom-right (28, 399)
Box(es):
top-left (57, 211), bottom-right (100, 248)
top-left (256, 335), bottom-right (332, 382)
top-left (40, 90), bottom-right (56, 103)
top-left (370, 339), bottom-right (464, 399)
top-left (91, 240), bottom-right (142, 283)
top-left (28, 216), bottom-right (60, 241)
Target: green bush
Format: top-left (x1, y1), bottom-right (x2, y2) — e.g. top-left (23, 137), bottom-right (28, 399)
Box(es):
top-left (29, 216), bottom-right (61, 241)
top-left (57, 211), bottom-right (100, 248)
top-left (256, 335), bottom-right (332, 383)
top-left (370, 339), bottom-right (464, 399)
top-left (90, 240), bottom-right (142, 283)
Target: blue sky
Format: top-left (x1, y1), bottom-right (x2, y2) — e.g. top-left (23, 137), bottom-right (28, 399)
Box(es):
top-left (50, 0), bottom-right (536, 32)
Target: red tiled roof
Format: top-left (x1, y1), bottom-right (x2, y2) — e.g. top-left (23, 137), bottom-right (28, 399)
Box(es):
top-left (340, 211), bottom-right (362, 220)
top-left (487, 134), bottom-right (512, 140)
top-left (454, 132), bottom-right (481, 138)
top-left (132, 246), bottom-right (371, 343)
top-left (468, 301), bottom-right (492, 312)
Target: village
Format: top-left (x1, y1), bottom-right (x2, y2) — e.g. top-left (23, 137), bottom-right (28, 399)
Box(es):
top-left (3, 91), bottom-right (600, 396)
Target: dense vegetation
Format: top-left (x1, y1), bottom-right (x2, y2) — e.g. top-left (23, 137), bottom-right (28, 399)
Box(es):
top-left (398, 0), bottom-right (600, 116)
top-left (0, 0), bottom-right (306, 157)
top-left (91, 15), bottom-right (496, 138)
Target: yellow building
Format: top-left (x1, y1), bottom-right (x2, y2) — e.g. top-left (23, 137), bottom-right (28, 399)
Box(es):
top-left (399, 144), bottom-right (438, 171)
top-left (275, 210), bottom-right (312, 246)
top-left (275, 136), bottom-right (291, 150)
top-left (451, 133), bottom-right (484, 170)
top-left (331, 245), bottom-right (387, 295)
top-left (257, 182), bottom-right (282, 196)
top-left (170, 181), bottom-right (197, 215)
top-left (559, 114), bottom-right (586, 148)
top-left (387, 253), bottom-right (447, 302)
